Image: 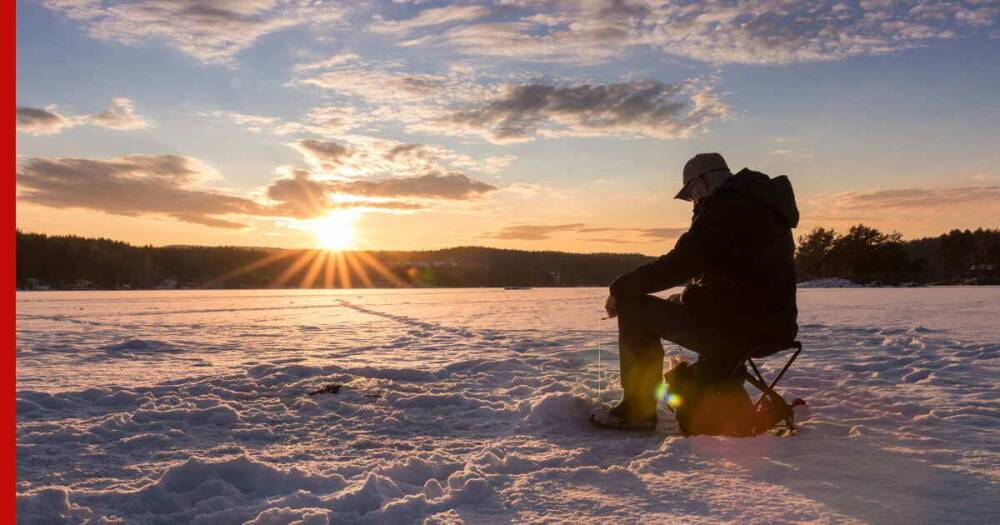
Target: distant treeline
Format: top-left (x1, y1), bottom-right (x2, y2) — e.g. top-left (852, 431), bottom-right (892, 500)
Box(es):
top-left (15, 231), bottom-right (651, 290)
top-left (795, 225), bottom-right (1000, 285)
top-left (15, 226), bottom-right (1000, 290)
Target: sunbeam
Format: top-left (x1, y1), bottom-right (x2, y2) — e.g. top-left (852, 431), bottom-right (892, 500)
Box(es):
top-left (300, 250), bottom-right (328, 289)
top-left (209, 245), bottom-right (408, 290)
top-left (209, 249), bottom-right (298, 287)
top-left (272, 250), bottom-right (319, 288)
top-left (345, 252), bottom-right (373, 288)
top-left (354, 250), bottom-right (407, 287)
top-left (322, 251), bottom-right (336, 289)
top-left (334, 251), bottom-right (352, 289)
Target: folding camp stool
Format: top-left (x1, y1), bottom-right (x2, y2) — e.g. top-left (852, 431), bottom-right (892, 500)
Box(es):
top-left (740, 341), bottom-right (804, 435)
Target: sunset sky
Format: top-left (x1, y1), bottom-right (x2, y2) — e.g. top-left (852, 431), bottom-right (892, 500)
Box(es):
top-left (16, 0), bottom-right (1000, 254)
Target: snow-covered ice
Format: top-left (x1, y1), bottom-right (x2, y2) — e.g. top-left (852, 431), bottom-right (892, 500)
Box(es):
top-left (797, 278), bottom-right (861, 288)
top-left (16, 287), bottom-right (1000, 524)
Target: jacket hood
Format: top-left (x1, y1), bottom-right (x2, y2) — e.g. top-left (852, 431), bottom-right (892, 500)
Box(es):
top-left (721, 168), bottom-right (800, 228)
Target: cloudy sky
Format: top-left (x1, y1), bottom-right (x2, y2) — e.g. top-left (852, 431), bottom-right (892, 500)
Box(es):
top-left (16, 0), bottom-right (1000, 253)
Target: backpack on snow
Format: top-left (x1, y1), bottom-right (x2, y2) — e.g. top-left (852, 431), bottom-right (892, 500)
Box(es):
top-left (664, 341), bottom-right (804, 437)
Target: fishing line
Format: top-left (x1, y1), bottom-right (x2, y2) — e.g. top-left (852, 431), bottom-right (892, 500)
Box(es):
top-left (597, 319), bottom-right (609, 401)
top-left (595, 321), bottom-right (614, 405)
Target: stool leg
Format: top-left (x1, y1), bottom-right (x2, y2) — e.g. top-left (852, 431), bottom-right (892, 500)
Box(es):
top-left (767, 343), bottom-right (802, 392)
top-left (748, 359), bottom-right (779, 409)
top-left (745, 343), bottom-right (804, 436)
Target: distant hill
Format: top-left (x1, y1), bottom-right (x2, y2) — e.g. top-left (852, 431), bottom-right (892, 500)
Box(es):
top-left (15, 231), bottom-right (653, 290)
top-left (16, 226), bottom-right (1000, 290)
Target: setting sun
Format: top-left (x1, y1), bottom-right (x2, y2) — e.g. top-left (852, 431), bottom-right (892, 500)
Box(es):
top-left (311, 212), bottom-right (358, 251)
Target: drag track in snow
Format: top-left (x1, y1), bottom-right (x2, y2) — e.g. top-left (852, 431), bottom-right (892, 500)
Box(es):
top-left (16, 288), bottom-right (1000, 524)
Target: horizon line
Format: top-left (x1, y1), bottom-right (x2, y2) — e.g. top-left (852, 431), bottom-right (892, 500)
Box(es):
top-left (16, 225), bottom-right (1000, 258)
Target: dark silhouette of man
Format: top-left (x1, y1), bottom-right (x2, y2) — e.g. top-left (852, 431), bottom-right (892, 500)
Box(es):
top-left (595, 153), bottom-right (799, 431)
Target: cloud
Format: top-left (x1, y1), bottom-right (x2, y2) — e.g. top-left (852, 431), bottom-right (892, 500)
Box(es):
top-left (801, 185), bottom-right (1000, 233)
top-left (16, 155), bottom-right (265, 228)
top-left (769, 148), bottom-right (813, 161)
top-left (41, 0), bottom-right (347, 64)
top-left (489, 223), bottom-right (586, 241)
top-left (291, 137), bottom-right (511, 177)
top-left (418, 79), bottom-right (728, 143)
top-left (399, 1), bottom-right (997, 65)
top-left (265, 169), bottom-right (496, 218)
top-left (371, 5), bottom-right (490, 34)
top-left (262, 168), bottom-right (330, 218)
top-left (44, 1), bottom-right (997, 67)
top-left (301, 106), bottom-right (364, 134)
top-left (201, 110), bottom-right (285, 133)
top-left (264, 169), bottom-right (433, 218)
top-left (294, 139), bottom-right (354, 170)
top-left (17, 98), bottom-right (151, 135)
top-left (288, 138), bottom-right (501, 212)
top-left (583, 237), bottom-right (635, 244)
top-left (16, 151), bottom-right (498, 228)
top-left (481, 154), bottom-right (517, 173)
top-left (293, 54), bottom-right (726, 144)
top-left (325, 172), bottom-right (497, 199)
top-left (87, 97), bottom-right (151, 130)
top-left (329, 200), bottom-right (426, 210)
top-left (296, 61), bottom-right (452, 104)
top-left (16, 107), bottom-right (73, 135)
top-left (292, 54), bottom-right (493, 118)
top-left (823, 186), bottom-right (1000, 211)
top-left (203, 106), bottom-right (363, 136)
top-left (634, 227), bottom-right (687, 240)
top-left (486, 223), bottom-right (686, 241)
top-left (398, 1), bottom-right (649, 64)
top-left (292, 52), bottom-right (360, 73)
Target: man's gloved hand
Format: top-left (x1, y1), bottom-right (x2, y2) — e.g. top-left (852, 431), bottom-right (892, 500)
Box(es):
top-left (604, 295), bottom-right (618, 319)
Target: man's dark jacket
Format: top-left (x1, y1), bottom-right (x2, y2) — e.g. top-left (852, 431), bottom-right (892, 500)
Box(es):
top-left (610, 168), bottom-right (800, 353)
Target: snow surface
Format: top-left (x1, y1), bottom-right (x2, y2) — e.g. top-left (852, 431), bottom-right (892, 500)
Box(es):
top-left (16, 287), bottom-right (1000, 524)
top-left (797, 278), bottom-right (861, 288)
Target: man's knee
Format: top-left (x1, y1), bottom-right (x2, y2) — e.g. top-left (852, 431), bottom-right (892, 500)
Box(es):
top-left (616, 295), bottom-right (667, 349)
top-left (619, 294), bottom-right (701, 352)
top-left (616, 294), bottom-right (655, 318)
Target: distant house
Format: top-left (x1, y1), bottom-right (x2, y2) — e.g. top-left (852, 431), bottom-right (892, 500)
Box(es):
top-left (71, 279), bottom-right (96, 290)
top-left (25, 278), bottom-right (51, 291)
top-left (966, 263), bottom-right (999, 284)
top-left (155, 278), bottom-right (179, 289)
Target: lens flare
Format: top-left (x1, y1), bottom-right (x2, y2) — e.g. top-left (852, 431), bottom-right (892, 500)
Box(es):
top-left (655, 382), bottom-right (668, 401)
top-left (667, 393), bottom-right (682, 408)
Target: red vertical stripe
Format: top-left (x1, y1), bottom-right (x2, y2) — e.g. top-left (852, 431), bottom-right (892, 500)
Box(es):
top-left (5, 1), bottom-right (17, 522)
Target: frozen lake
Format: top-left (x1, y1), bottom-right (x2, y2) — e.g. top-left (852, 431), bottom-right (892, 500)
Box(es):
top-left (15, 287), bottom-right (1000, 524)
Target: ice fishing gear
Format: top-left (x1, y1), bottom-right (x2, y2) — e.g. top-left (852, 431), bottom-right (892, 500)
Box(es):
top-left (308, 379), bottom-right (386, 399)
top-left (307, 383), bottom-right (342, 396)
top-left (742, 340), bottom-right (805, 436)
top-left (663, 360), bottom-right (758, 436)
top-left (663, 341), bottom-right (805, 437)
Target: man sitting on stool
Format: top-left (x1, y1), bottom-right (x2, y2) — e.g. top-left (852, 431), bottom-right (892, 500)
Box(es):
top-left (594, 153), bottom-right (799, 433)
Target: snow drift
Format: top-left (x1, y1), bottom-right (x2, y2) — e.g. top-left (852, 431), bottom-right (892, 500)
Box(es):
top-left (16, 288), bottom-right (1000, 523)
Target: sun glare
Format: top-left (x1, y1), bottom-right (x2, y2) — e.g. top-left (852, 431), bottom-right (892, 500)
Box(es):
top-left (312, 212), bottom-right (358, 251)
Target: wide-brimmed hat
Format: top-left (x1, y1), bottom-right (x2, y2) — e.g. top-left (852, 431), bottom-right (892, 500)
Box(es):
top-left (675, 153), bottom-right (730, 200)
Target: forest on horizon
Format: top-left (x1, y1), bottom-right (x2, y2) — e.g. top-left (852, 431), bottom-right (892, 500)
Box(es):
top-left (15, 226), bottom-right (1000, 290)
